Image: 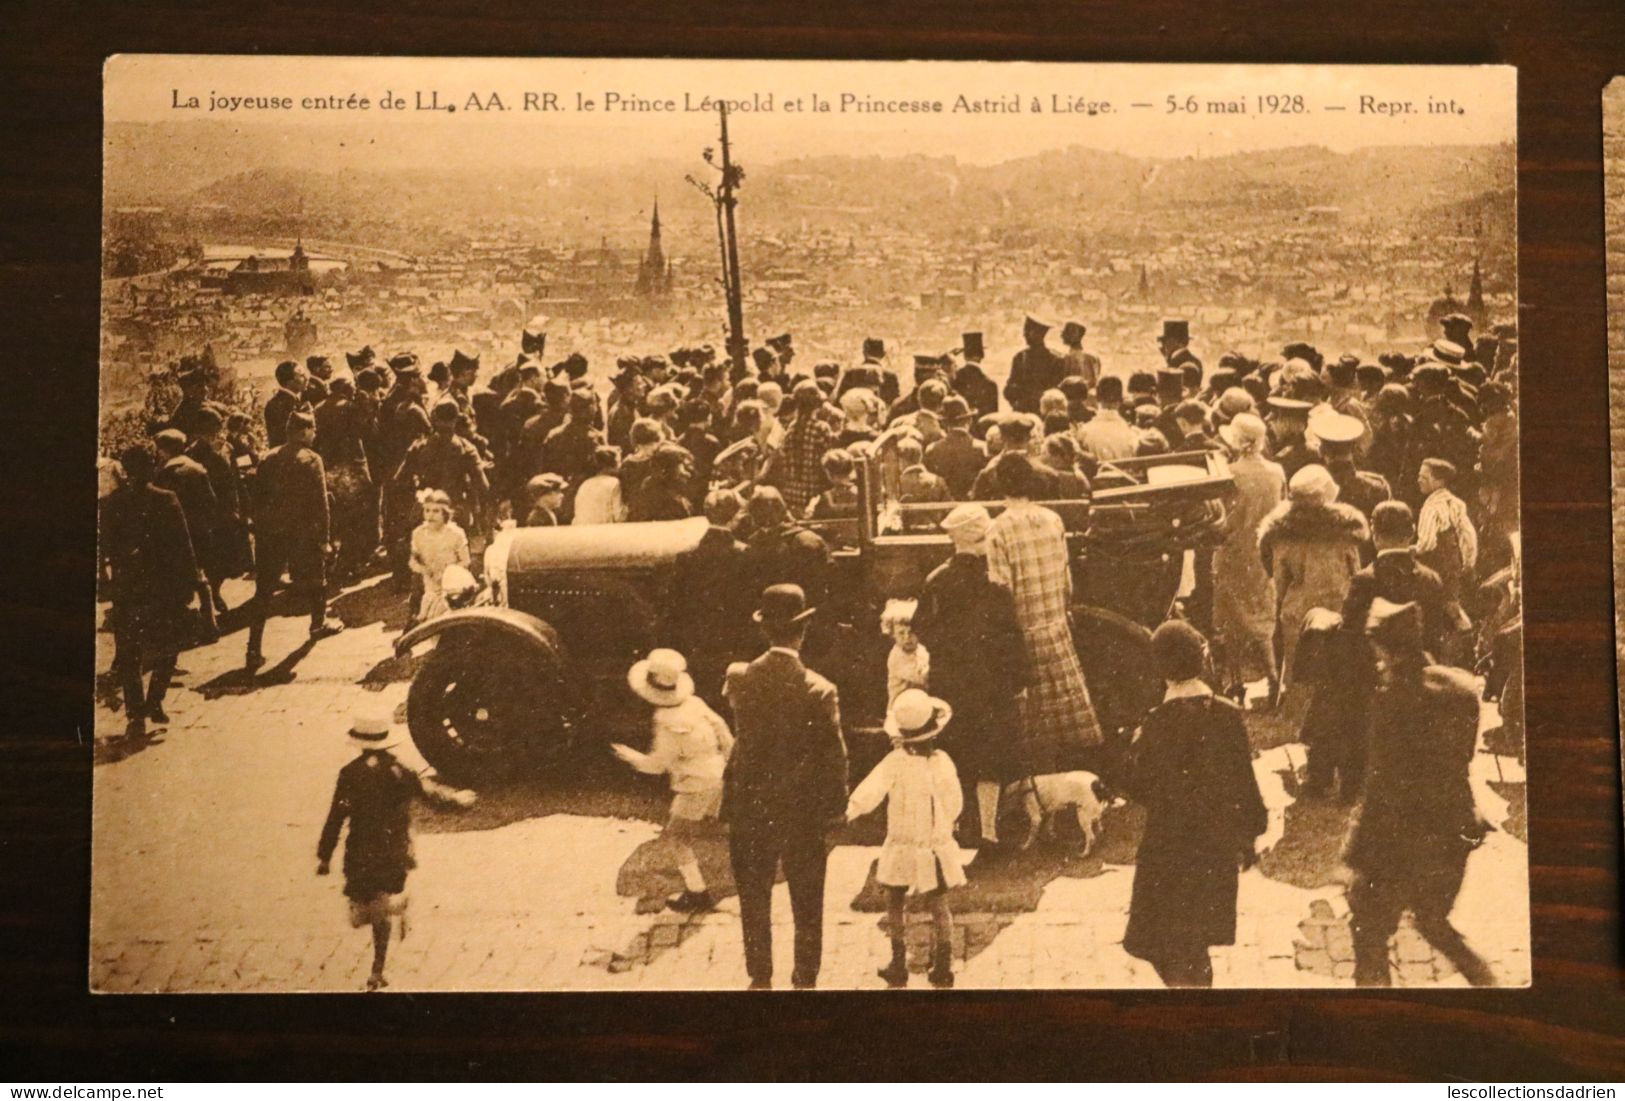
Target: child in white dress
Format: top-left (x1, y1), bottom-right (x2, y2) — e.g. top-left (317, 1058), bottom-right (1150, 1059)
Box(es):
top-left (409, 489), bottom-right (469, 624)
top-left (846, 688), bottom-right (966, 988)
top-left (881, 598), bottom-right (930, 704)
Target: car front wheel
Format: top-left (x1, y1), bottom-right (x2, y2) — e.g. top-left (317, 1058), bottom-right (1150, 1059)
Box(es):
top-left (406, 638), bottom-right (562, 787)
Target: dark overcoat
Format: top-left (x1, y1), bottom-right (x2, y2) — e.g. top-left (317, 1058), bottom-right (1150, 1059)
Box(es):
top-left (913, 552), bottom-right (1031, 782)
top-left (1122, 695), bottom-right (1267, 961)
top-left (100, 482), bottom-right (198, 653)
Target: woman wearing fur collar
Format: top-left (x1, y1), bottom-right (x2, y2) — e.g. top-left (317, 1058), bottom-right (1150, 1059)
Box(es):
top-left (1257, 464), bottom-right (1369, 726)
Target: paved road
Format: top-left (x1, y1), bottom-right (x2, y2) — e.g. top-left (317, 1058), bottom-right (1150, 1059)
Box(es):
top-left (90, 576), bottom-right (1531, 992)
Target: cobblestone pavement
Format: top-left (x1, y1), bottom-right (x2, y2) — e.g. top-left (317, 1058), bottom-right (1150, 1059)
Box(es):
top-left (91, 577), bottom-right (1531, 992)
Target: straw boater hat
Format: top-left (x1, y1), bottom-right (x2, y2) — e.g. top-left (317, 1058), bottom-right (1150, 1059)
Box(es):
top-left (348, 710), bottom-right (400, 752)
top-left (884, 688), bottom-right (954, 745)
top-left (628, 648), bottom-right (695, 707)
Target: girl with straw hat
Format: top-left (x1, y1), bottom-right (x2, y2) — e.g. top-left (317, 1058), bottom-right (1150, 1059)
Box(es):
top-left (845, 688), bottom-right (968, 988)
top-left (612, 648), bottom-right (736, 913)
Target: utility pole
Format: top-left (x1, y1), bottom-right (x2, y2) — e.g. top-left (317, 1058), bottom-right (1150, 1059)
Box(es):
top-left (687, 103), bottom-right (749, 376)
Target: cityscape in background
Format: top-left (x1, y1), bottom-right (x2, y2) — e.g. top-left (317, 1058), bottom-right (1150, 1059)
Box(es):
top-left (101, 124), bottom-right (1514, 420)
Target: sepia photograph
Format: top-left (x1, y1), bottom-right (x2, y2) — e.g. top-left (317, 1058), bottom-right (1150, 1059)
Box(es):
top-left (94, 56), bottom-right (1526, 993)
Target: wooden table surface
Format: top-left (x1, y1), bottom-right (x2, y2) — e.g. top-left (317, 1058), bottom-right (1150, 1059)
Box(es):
top-left (3, 0), bottom-right (1622, 1080)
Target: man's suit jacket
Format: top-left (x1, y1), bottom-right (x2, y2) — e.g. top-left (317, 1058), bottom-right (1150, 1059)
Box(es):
top-left (722, 649), bottom-right (848, 831)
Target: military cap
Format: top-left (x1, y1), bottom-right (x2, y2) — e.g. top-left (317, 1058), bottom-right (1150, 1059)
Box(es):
top-left (1266, 395), bottom-right (1313, 414)
top-left (1430, 339), bottom-right (1466, 365)
top-left (766, 333), bottom-right (794, 354)
top-left (1061, 320), bottom-right (1087, 344)
top-left (448, 349), bottom-right (481, 375)
top-left (387, 352), bottom-right (418, 372)
top-left (1308, 410), bottom-right (1363, 445)
top-left (1024, 314), bottom-right (1052, 334)
top-left (913, 354), bottom-right (942, 371)
top-left (285, 410), bottom-right (316, 433)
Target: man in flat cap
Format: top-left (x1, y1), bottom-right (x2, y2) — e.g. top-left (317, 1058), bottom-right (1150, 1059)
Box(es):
top-left (1005, 315), bottom-right (1064, 416)
top-left (1060, 321), bottom-right (1101, 389)
top-left (246, 410), bottom-right (343, 670)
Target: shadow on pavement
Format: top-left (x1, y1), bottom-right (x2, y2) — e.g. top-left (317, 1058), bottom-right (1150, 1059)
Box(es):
top-left (331, 573), bottom-right (412, 634)
top-left (194, 636), bottom-right (319, 698)
top-left (94, 726), bottom-right (168, 766)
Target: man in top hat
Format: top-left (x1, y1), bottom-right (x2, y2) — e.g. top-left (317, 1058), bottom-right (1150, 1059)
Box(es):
top-left (767, 332), bottom-right (796, 374)
top-left (1342, 598), bottom-right (1496, 987)
top-left (952, 332), bottom-right (999, 426)
top-left (839, 337), bottom-right (899, 407)
top-left (1153, 368), bottom-right (1188, 448)
top-left (722, 584), bottom-right (850, 989)
top-left (1059, 321), bottom-right (1101, 389)
top-left (1158, 319), bottom-right (1203, 380)
top-left (1005, 315), bottom-right (1064, 415)
top-left (245, 410), bottom-right (344, 670)
top-left (318, 709), bottom-right (475, 991)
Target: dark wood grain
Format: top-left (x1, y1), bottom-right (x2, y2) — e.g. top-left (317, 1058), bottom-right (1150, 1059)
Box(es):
top-left (3, 0), bottom-right (1622, 1081)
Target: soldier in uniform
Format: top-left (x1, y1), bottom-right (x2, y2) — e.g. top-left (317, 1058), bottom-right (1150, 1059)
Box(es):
top-left (245, 411), bottom-right (344, 671)
top-left (1264, 395), bottom-right (1316, 482)
top-left (392, 400), bottom-right (491, 539)
top-left (165, 367), bottom-right (213, 439)
top-left (1311, 410), bottom-right (1391, 541)
top-left (1059, 321), bottom-right (1101, 389)
top-left (152, 429), bottom-right (219, 641)
top-left (1004, 315), bottom-right (1064, 415)
top-left (101, 443), bottom-right (199, 737)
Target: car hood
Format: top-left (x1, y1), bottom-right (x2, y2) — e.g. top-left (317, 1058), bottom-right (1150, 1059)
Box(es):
top-left (504, 516), bottom-right (710, 573)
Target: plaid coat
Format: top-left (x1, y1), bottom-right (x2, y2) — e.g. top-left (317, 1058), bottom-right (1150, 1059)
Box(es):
top-left (768, 416), bottom-right (836, 515)
top-left (986, 501), bottom-right (1102, 771)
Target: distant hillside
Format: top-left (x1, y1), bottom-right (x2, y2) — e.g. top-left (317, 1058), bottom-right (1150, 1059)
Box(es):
top-left (106, 120), bottom-right (1514, 247)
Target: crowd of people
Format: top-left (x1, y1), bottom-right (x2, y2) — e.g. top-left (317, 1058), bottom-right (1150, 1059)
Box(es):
top-left (101, 305), bottom-right (1521, 990)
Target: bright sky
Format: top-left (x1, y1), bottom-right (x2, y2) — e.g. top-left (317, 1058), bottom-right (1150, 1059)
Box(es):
top-left (106, 56), bottom-right (1515, 167)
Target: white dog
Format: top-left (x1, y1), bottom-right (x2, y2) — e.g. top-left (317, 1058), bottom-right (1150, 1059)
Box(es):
top-left (1002, 771), bottom-right (1106, 854)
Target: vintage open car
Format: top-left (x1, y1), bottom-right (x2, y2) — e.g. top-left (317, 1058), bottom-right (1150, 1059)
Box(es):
top-left (394, 447), bottom-right (1236, 786)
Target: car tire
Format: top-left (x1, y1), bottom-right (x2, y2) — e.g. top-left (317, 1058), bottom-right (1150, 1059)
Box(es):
top-left (407, 637), bottom-right (563, 787)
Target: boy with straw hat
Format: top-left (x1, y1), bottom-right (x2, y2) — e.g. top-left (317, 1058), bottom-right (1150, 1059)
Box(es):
top-left (613, 648), bottom-right (735, 913)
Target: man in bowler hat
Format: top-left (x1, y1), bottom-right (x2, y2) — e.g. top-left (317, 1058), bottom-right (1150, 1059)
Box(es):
top-left (722, 584), bottom-right (849, 989)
